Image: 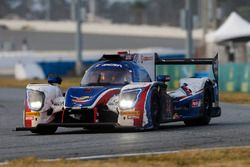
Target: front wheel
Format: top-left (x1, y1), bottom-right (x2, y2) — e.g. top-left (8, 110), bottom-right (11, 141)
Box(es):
top-left (31, 126), bottom-right (58, 135)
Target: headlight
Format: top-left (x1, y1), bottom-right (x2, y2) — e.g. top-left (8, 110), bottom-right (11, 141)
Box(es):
top-left (119, 89), bottom-right (141, 110)
top-left (27, 89), bottom-right (45, 111)
top-left (30, 101), bottom-right (42, 109)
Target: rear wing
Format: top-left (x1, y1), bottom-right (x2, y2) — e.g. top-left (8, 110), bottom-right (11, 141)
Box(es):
top-left (155, 53), bottom-right (219, 84)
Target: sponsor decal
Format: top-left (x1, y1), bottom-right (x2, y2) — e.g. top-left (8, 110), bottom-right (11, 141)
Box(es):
top-left (140, 56), bottom-right (153, 63)
top-left (120, 111), bottom-right (140, 116)
top-left (142, 56), bottom-right (153, 61)
top-left (26, 112), bottom-right (40, 116)
top-left (25, 117), bottom-right (34, 121)
top-left (127, 115), bottom-right (140, 119)
top-left (100, 64), bottom-right (123, 68)
top-left (192, 99), bottom-right (201, 108)
top-left (120, 111), bottom-right (140, 119)
top-left (71, 96), bottom-right (92, 104)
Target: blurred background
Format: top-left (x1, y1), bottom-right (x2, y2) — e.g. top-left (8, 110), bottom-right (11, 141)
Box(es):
top-left (1, 0), bottom-right (250, 92)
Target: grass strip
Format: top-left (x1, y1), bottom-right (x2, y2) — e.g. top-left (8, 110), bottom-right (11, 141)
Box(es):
top-left (219, 92), bottom-right (250, 104)
top-left (0, 77), bottom-right (250, 104)
top-left (3, 147), bottom-right (250, 167)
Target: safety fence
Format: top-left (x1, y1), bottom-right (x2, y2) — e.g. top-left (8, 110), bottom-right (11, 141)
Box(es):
top-left (156, 63), bottom-right (250, 93)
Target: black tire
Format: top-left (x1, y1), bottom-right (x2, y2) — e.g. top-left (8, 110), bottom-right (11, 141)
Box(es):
top-left (150, 89), bottom-right (160, 129)
top-left (184, 86), bottom-right (211, 126)
top-left (31, 126), bottom-right (58, 135)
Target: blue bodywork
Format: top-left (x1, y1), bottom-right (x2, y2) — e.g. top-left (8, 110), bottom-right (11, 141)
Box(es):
top-left (174, 92), bottom-right (204, 119)
top-left (65, 86), bottom-right (111, 109)
top-left (64, 60), bottom-right (150, 109)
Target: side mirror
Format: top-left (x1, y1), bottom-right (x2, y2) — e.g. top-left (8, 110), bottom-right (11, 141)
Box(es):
top-left (157, 75), bottom-right (171, 82)
top-left (48, 75), bottom-right (62, 85)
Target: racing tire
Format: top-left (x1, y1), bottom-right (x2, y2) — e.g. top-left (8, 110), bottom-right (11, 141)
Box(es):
top-left (184, 85), bottom-right (211, 126)
top-left (31, 126), bottom-right (58, 135)
top-left (150, 89), bottom-right (160, 129)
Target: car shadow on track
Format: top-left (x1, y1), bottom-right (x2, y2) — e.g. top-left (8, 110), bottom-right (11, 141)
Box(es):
top-left (16, 125), bottom-right (185, 136)
top-left (17, 121), bottom-right (249, 136)
top-left (18, 124), bottom-right (189, 136)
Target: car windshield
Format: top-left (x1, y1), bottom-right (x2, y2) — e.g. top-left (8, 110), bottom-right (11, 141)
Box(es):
top-left (81, 67), bottom-right (132, 86)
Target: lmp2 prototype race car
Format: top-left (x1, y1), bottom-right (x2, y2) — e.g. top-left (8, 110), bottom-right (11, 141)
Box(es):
top-left (16, 51), bottom-right (221, 134)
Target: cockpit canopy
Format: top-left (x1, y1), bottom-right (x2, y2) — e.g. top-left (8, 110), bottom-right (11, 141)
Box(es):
top-left (81, 66), bottom-right (132, 86)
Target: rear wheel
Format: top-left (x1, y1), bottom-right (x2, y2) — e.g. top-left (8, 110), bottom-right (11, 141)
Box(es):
top-left (151, 89), bottom-right (160, 129)
top-left (31, 126), bottom-right (58, 135)
top-left (184, 86), bottom-right (211, 126)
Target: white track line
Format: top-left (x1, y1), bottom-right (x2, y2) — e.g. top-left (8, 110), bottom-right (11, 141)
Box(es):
top-left (66, 150), bottom-right (179, 161)
top-left (55, 145), bottom-right (250, 161)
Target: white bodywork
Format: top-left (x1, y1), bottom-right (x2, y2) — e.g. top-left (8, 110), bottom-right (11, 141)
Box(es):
top-left (120, 82), bottom-right (151, 91)
top-left (118, 82), bottom-right (151, 128)
top-left (25, 84), bottom-right (64, 127)
top-left (180, 77), bottom-right (208, 93)
top-left (169, 77), bottom-right (208, 98)
top-left (133, 54), bottom-right (155, 80)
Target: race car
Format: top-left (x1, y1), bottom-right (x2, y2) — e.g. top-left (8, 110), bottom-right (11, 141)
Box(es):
top-left (16, 51), bottom-right (221, 134)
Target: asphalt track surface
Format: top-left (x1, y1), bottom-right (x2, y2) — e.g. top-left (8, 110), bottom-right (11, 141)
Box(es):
top-left (0, 30), bottom-right (188, 51)
top-left (1, 88), bottom-right (250, 162)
